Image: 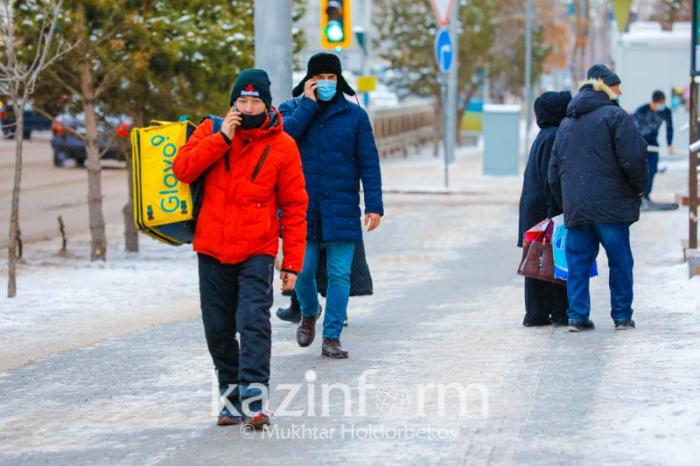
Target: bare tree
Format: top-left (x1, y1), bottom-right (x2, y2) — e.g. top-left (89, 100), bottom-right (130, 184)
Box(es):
top-left (0, 0), bottom-right (66, 297)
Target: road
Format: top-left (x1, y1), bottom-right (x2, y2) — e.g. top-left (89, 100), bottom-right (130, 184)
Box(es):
top-left (0, 132), bottom-right (129, 249)
top-left (0, 145), bottom-right (697, 465)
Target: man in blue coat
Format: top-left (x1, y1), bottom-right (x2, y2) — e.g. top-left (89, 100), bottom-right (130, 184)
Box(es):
top-left (279, 52), bottom-right (383, 359)
top-left (633, 90), bottom-right (678, 210)
top-left (548, 65), bottom-right (647, 333)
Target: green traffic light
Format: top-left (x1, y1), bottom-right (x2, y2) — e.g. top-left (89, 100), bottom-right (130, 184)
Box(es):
top-left (325, 20), bottom-right (344, 42)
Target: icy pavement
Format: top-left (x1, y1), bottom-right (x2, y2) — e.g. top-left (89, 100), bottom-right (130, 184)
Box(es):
top-left (0, 146), bottom-right (698, 465)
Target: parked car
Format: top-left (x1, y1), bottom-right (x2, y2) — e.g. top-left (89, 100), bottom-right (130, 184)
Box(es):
top-left (0, 101), bottom-right (52, 139)
top-left (51, 112), bottom-right (131, 167)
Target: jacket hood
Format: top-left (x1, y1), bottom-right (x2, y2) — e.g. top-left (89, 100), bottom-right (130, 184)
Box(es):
top-left (534, 91), bottom-right (572, 128)
top-left (236, 106), bottom-right (283, 140)
top-left (567, 79), bottom-right (619, 118)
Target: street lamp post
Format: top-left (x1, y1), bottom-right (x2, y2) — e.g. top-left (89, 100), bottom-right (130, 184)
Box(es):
top-left (254, 0), bottom-right (293, 106)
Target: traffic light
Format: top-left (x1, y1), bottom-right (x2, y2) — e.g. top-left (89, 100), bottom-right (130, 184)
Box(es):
top-left (321, 0), bottom-right (351, 49)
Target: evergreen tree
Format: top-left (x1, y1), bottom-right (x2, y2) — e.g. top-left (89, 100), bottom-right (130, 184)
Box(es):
top-left (374, 0), bottom-right (553, 109)
top-left (374, 0), bottom-right (496, 125)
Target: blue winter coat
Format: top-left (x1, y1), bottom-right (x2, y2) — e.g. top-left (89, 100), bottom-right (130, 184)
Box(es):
top-left (278, 94), bottom-right (383, 242)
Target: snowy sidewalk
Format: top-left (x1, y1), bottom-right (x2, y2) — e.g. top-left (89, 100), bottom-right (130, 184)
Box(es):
top-left (1, 143), bottom-right (698, 465)
top-left (0, 143), bottom-right (503, 372)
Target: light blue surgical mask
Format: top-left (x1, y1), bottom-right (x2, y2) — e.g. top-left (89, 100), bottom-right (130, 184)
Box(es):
top-left (316, 80), bottom-right (337, 101)
top-left (656, 104), bottom-right (666, 112)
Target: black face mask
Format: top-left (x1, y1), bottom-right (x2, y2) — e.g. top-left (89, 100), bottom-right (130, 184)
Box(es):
top-left (240, 111), bottom-right (267, 129)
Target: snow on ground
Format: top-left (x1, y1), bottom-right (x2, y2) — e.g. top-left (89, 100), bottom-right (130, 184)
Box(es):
top-left (0, 143), bottom-right (489, 371)
top-left (0, 225), bottom-right (200, 371)
top-left (2, 145), bottom-right (698, 374)
top-left (1, 141), bottom-right (699, 464)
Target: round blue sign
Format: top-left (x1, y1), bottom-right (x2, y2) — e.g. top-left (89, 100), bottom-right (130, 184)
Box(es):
top-left (434, 28), bottom-right (452, 73)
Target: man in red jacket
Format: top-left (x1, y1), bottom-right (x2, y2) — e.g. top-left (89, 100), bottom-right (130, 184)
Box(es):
top-left (173, 69), bottom-right (308, 429)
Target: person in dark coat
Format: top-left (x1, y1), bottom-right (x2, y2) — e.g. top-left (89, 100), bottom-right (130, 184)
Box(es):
top-left (518, 91), bottom-right (572, 327)
top-left (279, 52), bottom-right (384, 359)
top-left (548, 64), bottom-right (647, 332)
top-left (633, 90), bottom-right (678, 210)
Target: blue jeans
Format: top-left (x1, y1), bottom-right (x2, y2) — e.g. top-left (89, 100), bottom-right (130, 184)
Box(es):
top-left (295, 241), bottom-right (356, 340)
top-left (566, 223), bottom-right (634, 324)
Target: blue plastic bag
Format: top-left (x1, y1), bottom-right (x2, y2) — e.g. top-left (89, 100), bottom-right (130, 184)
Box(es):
top-left (551, 215), bottom-right (598, 280)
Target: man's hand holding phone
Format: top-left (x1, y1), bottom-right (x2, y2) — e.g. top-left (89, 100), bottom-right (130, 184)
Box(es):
top-left (303, 79), bottom-right (318, 102)
top-left (222, 107), bottom-right (242, 139)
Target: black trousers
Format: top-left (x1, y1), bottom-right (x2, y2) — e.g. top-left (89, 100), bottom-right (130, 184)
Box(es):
top-left (523, 277), bottom-right (569, 326)
top-left (198, 253), bottom-right (274, 389)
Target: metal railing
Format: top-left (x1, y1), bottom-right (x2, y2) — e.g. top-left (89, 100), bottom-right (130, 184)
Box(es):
top-left (369, 104), bottom-right (438, 158)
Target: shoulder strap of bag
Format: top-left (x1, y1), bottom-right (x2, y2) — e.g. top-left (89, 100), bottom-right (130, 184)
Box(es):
top-left (206, 114), bottom-right (224, 134)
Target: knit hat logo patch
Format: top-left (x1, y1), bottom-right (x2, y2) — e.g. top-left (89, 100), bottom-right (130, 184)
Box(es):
top-left (241, 84), bottom-right (260, 97)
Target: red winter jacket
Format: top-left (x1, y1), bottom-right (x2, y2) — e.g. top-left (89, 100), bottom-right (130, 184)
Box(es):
top-left (173, 109), bottom-right (308, 272)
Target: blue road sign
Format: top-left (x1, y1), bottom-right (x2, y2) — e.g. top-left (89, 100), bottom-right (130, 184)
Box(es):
top-left (434, 27), bottom-right (452, 73)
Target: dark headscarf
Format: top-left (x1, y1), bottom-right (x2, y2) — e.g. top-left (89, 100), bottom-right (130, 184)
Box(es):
top-left (534, 91), bottom-right (572, 128)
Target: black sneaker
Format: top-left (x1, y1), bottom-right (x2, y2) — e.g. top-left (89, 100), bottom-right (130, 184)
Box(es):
top-left (568, 319), bottom-right (595, 332)
top-left (614, 319), bottom-right (636, 330)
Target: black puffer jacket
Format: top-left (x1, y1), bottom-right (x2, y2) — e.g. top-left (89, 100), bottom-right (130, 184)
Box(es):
top-left (548, 82), bottom-right (648, 228)
top-left (518, 91), bottom-right (571, 246)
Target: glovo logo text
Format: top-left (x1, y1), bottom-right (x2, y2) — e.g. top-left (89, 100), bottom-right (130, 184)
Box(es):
top-left (150, 134), bottom-right (182, 214)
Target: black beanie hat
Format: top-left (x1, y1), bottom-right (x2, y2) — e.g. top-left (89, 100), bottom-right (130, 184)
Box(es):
top-left (586, 64), bottom-right (621, 87)
top-left (230, 69), bottom-right (272, 108)
top-left (292, 52), bottom-right (356, 97)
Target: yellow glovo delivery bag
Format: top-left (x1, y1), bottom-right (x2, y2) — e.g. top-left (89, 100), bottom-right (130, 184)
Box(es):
top-left (130, 118), bottom-right (199, 246)
top-left (131, 115), bottom-right (224, 245)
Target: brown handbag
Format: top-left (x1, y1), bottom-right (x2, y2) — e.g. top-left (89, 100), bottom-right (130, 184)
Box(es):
top-left (518, 238), bottom-right (565, 286)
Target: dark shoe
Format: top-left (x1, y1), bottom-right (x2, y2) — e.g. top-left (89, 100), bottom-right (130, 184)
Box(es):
top-left (242, 411), bottom-right (271, 430)
top-left (296, 305), bottom-right (322, 347)
top-left (523, 317), bottom-right (552, 327)
top-left (321, 338), bottom-right (349, 359)
top-left (568, 319), bottom-right (595, 332)
top-left (276, 305), bottom-right (301, 323)
top-left (277, 292), bottom-right (302, 323)
top-left (217, 406), bottom-right (243, 426)
top-left (642, 198), bottom-right (679, 211)
top-left (614, 319), bottom-right (636, 330)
